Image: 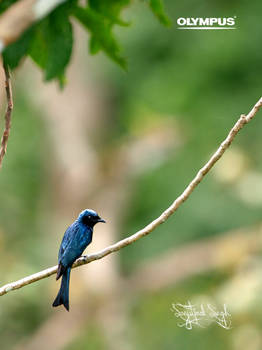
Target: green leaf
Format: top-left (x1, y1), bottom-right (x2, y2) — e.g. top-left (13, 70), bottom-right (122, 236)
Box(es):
top-left (45, 13), bottom-right (73, 80)
top-left (149, 0), bottom-right (171, 26)
top-left (3, 27), bottom-right (34, 69)
top-left (29, 5), bottom-right (73, 82)
top-left (89, 36), bottom-right (101, 55)
top-left (58, 74), bottom-right (67, 89)
top-left (73, 6), bottom-right (127, 69)
top-left (88, 0), bottom-right (131, 26)
top-left (29, 21), bottom-right (49, 70)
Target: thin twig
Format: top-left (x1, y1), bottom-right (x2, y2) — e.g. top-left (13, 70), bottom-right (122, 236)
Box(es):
top-left (0, 97), bottom-right (262, 296)
top-left (0, 62), bottom-right (13, 168)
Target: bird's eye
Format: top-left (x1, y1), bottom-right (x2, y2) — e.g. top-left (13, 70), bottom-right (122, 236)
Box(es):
top-left (88, 215), bottom-right (91, 219)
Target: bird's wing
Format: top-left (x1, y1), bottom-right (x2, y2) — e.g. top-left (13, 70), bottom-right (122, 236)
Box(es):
top-left (59, 225), bottom-right (92, 268)
top-left (58, 223), bottom-right (79, 262)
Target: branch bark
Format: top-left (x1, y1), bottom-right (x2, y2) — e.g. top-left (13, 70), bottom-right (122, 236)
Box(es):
top-left (0, 62), bottom-right (13, 168)
top-left (0, 97), bottom-right (262, 297)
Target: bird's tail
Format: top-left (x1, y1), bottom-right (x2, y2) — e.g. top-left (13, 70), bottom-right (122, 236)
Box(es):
top-left (52, 267), bottom-right (71, 311)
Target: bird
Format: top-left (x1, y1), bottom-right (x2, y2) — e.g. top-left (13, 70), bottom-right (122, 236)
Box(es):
top-left (52, 209), bottom-right (106, 311)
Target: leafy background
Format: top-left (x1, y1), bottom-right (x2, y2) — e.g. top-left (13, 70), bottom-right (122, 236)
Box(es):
top-left (2, 0), bottom-right (170, 82)
top-left (1, 0), bottom-right (262, 349)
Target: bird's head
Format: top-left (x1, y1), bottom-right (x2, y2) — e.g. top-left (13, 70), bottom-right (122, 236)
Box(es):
top-left (78, 209), bottom-right (106, 228)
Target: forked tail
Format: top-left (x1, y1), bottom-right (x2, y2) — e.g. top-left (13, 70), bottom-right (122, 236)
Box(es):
top-left (52, 267), bottom-right (71, 311)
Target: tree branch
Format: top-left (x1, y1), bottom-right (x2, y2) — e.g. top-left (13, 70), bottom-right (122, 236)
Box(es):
top-left (0, 97), bottom-right (262, 297)
top-left (0, 0), bottom-right (67, 52)
top-left (0, 62), bottom-right (13, 168)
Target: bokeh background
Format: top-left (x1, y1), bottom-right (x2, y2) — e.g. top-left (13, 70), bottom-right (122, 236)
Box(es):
top-left (1, 1), bottom-right (262, 349)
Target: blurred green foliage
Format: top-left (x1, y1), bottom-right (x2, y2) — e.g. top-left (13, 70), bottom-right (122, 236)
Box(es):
top-left (65, 324), bottom-right (105, 350)
top-left (0, 92), bottom-right (51, 348)
top-left (2, 0), bottom-right (169, 82)
top-left (105, 0), bottom-right (262, 272)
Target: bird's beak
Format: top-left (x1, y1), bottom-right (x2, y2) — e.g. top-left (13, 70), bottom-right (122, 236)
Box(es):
top-left (98, 218), bottom-right (106, 223)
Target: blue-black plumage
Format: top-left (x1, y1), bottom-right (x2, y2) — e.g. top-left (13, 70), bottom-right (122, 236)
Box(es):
top-left (52, 209), bottom-right (105, 311)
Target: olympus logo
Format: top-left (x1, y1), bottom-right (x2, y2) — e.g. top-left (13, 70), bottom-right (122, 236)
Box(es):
top-left (177, 17), bottom-right (236, 30)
